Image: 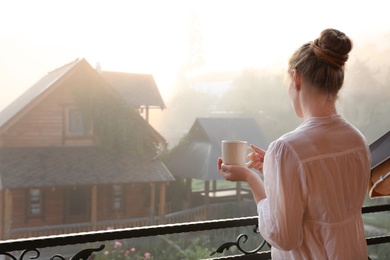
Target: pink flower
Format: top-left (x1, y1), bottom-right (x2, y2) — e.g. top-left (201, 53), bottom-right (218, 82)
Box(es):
top-left (144, 252), bottom-right (151, 259)
top-left (114, 241), bottom-right (122, 248)
top-left (104, 251), bottom-right (109, 255)
top-left (131, 247), bottom-right (136, 252)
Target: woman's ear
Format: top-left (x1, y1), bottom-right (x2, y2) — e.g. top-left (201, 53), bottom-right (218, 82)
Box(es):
top-left (293, 70), bottom-right (301, 91)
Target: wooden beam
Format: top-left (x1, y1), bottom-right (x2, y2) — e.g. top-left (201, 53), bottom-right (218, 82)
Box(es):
top-left (145, 106), bottom-right (149, 123)
top-left (236, 182), bottom-right (242, 203)
top-left (204, 181), bottom-right (210, 206)
top-left (212, 180), bottom-right (217, 192)
top-left (150, 183), bottom-right (156, 223)
top-left (186, 178), bottom-right (192, 209)
top-left (91, 185), bottom-right (97, 229)
top-left (158, 183), bottom-right (166, 217)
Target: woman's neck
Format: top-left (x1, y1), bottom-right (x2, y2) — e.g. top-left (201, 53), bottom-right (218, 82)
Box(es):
top-left (302, 92), bottom-right (337, 120)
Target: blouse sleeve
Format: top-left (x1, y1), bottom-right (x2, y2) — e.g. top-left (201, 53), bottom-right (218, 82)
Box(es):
top-left (257, 139), bottom-right (307, 251)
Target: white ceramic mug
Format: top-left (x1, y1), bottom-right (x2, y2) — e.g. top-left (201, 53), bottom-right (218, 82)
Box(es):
top-left (221, 140), bottom-right (254, 166)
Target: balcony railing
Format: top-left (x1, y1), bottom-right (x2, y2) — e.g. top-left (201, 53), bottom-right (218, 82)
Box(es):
top-left (1, 203), bottom-right (389, 259)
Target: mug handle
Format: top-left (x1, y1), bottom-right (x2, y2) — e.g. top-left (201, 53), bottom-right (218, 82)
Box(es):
top-left (245, 146), bottom-right (256, 167)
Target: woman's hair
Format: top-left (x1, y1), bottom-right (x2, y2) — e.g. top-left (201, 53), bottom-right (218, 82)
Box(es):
top-left (288, 28), bottom-right (353, 96)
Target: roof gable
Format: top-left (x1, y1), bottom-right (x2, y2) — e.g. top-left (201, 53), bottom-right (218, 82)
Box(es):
top-left (0, 58), bottom-right (166, 149)
top-left (100, 71), bottom-right (166, 109)
top-left (0, 58), bottom-right (82, 130)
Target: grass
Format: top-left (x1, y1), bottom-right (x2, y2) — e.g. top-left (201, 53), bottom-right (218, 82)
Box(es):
top-left (191, 179), bottom-right (250, 192)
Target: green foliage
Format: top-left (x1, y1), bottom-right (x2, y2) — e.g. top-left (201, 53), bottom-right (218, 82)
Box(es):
top-left (72, 79), bottom-right (158, 156)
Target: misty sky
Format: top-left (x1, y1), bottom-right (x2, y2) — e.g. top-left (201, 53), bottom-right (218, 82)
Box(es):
top-left (1, 0), bottom-right (390, 111)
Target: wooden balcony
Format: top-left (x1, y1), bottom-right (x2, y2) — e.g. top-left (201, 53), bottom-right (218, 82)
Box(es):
top-left (1, 203), bottom-right (389, 259)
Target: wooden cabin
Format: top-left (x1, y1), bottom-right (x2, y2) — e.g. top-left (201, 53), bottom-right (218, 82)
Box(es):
top-left (0, 58), bottom-right (174, 239)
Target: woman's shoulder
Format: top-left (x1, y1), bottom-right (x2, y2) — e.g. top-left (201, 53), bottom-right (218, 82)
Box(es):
top-left (270, 115), bottom-right (369, 161)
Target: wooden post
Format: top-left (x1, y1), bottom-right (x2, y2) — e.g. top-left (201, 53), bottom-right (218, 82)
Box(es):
top-left (204, 181), bottom-right (210, 219)
top-left (212, 180), bottom-right (217, 192)
top-left (158, 183), bottom-right (166, 217)
top-left (236, 182), bottom-right (242, 202)
top-left (150, 183), bottom-right (156, 224)
top-left (185, 178), bottom-right (192, 209)
top-left (91, 185), bottom-right (97, 230)
top-left (204, 181), bottom-right (210, 206)
top-left (4, 189), bottom-right (12, 239)
top-left (145, 106), bottom-right (149, 123)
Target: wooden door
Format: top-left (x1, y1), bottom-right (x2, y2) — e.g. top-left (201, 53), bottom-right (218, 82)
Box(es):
top-left (64, 187), bottom-right (90, 224)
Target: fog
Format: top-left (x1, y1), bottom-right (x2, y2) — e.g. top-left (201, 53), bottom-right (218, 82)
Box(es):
top-left (1, 2), bottom-right (389, 257)
top-left (1, 0), bottom-right (389, 146)
top-left (150, 39), bottom-right (390, 148)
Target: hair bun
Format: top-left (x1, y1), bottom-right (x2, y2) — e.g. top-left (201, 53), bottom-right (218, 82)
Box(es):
top-left (310, 28), bottom-right (353, 69)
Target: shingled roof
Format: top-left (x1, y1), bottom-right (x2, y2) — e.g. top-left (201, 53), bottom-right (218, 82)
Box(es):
top-left (370, 130), bottom-right (390, 169)
top-left (0, 147), bottom-right (174, 189)
top-left (100, 71), bottom-right (166, 110)
top-left (166, 118), bottom-right (269, 180)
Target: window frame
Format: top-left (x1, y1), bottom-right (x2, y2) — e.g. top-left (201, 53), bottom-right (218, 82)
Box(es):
top-left (65, 107), bottom-right (92, 137)
top-left (26, 188), bottom-right (44, 219)
top-left (112, 184), bottom-right (125, 212)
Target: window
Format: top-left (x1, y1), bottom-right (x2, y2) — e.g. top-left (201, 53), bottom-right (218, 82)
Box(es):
top-left (28, 189), bottom-right (42, 217)
top-left (113, 185), bottom-right (123, 211)
top-left (65, 107), bottom-right (91, 136)
top-left (65, 107), bottom-right (92, 137)
top-left (69, 109), bottom-right (85, 135)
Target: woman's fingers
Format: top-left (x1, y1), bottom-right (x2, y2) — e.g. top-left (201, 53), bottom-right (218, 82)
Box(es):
top-left (250, 144), bottom-right (266, 157)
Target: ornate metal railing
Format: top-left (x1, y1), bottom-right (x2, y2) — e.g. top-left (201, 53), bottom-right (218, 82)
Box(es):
top-left (1, 203), bottom-right (389, 259)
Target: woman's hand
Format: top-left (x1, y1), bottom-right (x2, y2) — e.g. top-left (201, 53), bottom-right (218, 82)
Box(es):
top-left (217, 157), bottom-right (252, 182)
top-left (247, 144), bottom-right (266, 173)
top-left (218, 156), bottom-right (266, 203)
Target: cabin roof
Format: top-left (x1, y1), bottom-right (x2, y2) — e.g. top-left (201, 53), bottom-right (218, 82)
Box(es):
top-left (100, 71), bottom-right (166, 109)
top-left (0, 147), bottom-right (174, 189)
top-left (166, 118), bottom-right (269, 180)
top-left (0, 59), bottom-right (166, 131)
top-left (370, 130), bottom-right (390, 169)
top-left (0, 59), bottom-right (80, 129)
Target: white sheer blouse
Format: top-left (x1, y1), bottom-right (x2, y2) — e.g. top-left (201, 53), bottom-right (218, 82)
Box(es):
top-left (257, 115), bottom-right (371, 260)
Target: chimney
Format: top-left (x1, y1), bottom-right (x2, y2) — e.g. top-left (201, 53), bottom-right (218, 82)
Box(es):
top-left (96, 62), bottom-right (101, 73)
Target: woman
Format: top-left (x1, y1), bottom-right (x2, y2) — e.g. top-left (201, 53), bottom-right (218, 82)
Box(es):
top-left (218, 28), bottom-right (371, 259)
